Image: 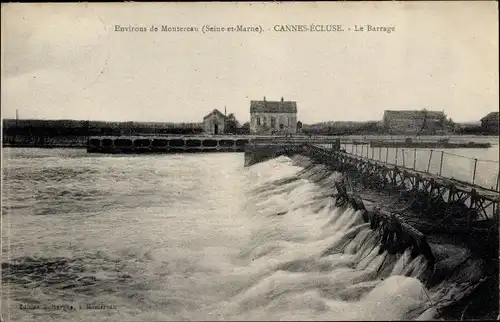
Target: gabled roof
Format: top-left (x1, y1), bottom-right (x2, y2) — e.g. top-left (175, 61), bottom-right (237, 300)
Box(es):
top-left (383, 110), bottom-right (445, 119)
top-left (203, 109), bottom-right (227, 120)
top-left (480, 111), bottom-right (499, 122)
top-left (250, 100), bottom-right (297, 114)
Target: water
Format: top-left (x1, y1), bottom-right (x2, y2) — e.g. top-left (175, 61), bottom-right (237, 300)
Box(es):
top-left (1, 148), bottom-right (487, 321)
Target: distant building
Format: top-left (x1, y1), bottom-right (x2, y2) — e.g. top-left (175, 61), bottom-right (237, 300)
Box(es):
top-left (250, 97), bottom-right (298, 135)
top-left (480, 112), bottom-right (499, 134)
top-left (203, 109), bottom-right (227, 135)
top-left (382, 110), bottom-right (446, 134)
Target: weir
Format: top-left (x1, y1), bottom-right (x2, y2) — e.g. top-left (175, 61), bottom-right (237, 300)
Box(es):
top-left (245, 140), bottom-right (499, 320)
top-left (86, 135), bottom-right (343, 154)
top-left (87, 135), bottom-right (251, 153)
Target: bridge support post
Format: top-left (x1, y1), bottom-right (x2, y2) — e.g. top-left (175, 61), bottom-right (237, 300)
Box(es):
top-left (472, 158), bottom-right (478, 184)
top-left (413, 149), bottom-right (417, 170)
top-left (439, 151), bottom-right (444, 176)
top-left (427, 150), bottom-right (433, 173)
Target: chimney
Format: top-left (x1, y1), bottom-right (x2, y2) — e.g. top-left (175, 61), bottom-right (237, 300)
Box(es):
top-left (263, 96), bottom-right (266, 101)
top-left (281, 97), bottom-right (284, 102)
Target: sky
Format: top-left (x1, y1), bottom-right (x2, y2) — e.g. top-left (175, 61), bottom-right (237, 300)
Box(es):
top-left (1, 2), bottom-right (498, 124)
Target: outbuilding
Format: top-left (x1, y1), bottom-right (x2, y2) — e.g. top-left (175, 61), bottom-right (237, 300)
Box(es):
top-left (203, 109), bottom-right (227, 135)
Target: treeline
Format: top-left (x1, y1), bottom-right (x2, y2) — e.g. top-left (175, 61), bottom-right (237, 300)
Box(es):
top-left (452, 123), bottom-right (493, 135)
top-left (301, 121), bottom-right (497, 136)
top-left (225, 118), bottom-right (250, 135)
top-left (2, 119), bottom-right (205, 137)
top-left (301, 121), bottom-right (387, 136)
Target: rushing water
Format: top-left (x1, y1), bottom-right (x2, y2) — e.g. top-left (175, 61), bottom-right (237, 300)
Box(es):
top-left (0, 148), bottom-right (488, 321)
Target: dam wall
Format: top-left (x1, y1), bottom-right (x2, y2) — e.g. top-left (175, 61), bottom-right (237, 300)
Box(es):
top-left (87, 136), bottom-right (251, 153)
top-left (86, 135), bottom-right (341, 154)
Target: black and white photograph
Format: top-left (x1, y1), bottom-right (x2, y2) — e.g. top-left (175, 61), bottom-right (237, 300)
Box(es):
top-left (1, 2), bottom-right (499, 321)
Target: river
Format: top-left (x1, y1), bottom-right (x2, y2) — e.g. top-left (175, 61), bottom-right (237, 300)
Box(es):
top-left (0, 148), bottom-right (493, 321)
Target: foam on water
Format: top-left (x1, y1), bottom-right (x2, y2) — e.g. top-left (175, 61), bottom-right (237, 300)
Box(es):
top-left (1, 150), bottom-right (483, 321)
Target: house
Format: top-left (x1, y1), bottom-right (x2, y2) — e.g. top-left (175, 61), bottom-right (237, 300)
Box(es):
top-left (250, 97), bottom-right (298, 135)
top-left (480, 112), bottom-right (499, 134)
top-left (382, 110), bottom-right (446, 135)
top-left (203, 109), bottom-right (227, 135)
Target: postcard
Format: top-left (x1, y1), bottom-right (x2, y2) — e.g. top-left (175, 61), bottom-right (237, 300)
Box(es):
top-left (1, 2), bottom-right (498, 321)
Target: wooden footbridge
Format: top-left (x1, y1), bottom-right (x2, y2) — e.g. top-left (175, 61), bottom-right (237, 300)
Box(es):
top-left (308, 144), bottom-right (499, 222)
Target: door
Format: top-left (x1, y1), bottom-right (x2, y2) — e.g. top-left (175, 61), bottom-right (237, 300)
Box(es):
top-left (214, 123), bottom-right (219, 135)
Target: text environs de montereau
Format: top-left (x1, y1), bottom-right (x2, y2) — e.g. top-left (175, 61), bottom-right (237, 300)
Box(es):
top-left (114, 25), bottom-right (199, 32)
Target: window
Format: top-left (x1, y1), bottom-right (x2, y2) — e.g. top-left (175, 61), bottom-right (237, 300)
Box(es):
top-left (271, 117), bottom-right (276, 129)
top-left (256, 117), bottom-right (261, 126)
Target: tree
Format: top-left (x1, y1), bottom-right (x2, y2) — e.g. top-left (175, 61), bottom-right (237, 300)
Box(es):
top-left (224, 113), bottom-right (240, 134)
top-left (416, 109), bottom-right (429, 136)
top-left (239, 122), bottom-right (250, 134)
top-left (445, 117), bottom-right (456, 132)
